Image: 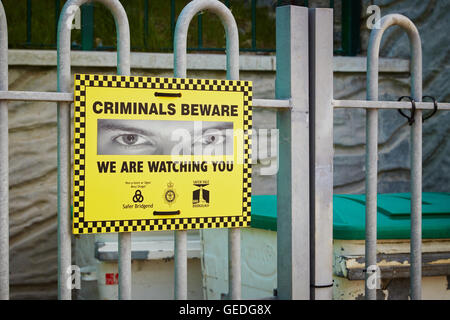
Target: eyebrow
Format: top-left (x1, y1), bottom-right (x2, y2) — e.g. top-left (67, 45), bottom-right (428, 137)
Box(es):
top-left (200, 122), bottom-right (233, 131)
top-left (98, 120), bottom-right (156, 137)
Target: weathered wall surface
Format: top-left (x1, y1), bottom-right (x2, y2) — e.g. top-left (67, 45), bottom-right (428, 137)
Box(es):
top-left (336, 0), bottom-right (450, 194)
top-left (4, 0), bottom-right (449, 299)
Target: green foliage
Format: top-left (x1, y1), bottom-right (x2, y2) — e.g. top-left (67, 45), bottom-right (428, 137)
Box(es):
top-left (4, 0), bottom-right (276, 52)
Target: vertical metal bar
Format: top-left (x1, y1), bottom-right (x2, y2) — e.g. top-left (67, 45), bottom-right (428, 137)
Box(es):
top-left (56, 4), bottom-right (72, 299)
top-left (308, 8), bottom-right (333, 300)
top-left (364, 108), bottom-right (378, 300)
top-left (366, 14), bottom-right (422, 300)
top-left (365, 10), bottom-right (381, 300)
top-left (409, 21), bottom-right (423, 300)
top-left (174, 230), bottom-right (187, 300)
top-left (228, 227), bottom-right (241, 299)
top-left (118, 232), bottom-right (132, 299)
top-left (276, 5), bottom-right (310, 300)
top-left (174, 0), bottom-right (240, 300)
top-left (410, 109), bottom-right (422, 300)
top-left (0, 0), bottom-right (9, 301)
top-left (57, 0), bottom-right (130, 300)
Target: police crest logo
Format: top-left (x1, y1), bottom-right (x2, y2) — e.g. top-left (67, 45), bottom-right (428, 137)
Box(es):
top-left (163, 181), bottom-right (177, 206)
top-left (72, 74), bottom-right (252, 234)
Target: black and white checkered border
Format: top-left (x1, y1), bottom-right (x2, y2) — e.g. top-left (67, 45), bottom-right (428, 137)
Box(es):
top-left (73, 74), bottom-right (252, 235)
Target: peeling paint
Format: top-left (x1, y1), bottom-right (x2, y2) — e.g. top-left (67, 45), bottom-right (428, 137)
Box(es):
top-left (345, 258), bottom-right (364, 269)
top-left (334, 239), bottom-right (450, 256)
top-left (377, 259), bottom-right (409, 267)
top-left (429, 258), bottom-right (450, 265)
top-left (343, 257), bottom-right (411, 270)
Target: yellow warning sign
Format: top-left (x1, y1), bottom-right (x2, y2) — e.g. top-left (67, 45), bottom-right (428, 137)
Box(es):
top-left (73, 74), bottom-right (252, 234)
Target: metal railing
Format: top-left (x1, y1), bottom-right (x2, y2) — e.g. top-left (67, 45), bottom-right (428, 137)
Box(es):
top-left (1, 0), bottom-right (449, 301)
top-left (0, 0), bottom-right (312, 300)
top-left (332, 14), bottom-right (449, 300)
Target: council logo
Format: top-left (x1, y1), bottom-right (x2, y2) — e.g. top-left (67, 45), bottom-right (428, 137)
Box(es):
top-left (132, 189), bottom-right (144, 203)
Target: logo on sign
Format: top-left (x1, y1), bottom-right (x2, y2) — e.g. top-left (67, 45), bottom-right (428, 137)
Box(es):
top-left (193, 181), bottom-right (210, 208)
top-left (132, 189), bottom-right (144, 203)
top-left (163, 181), bottom-right (177, 206)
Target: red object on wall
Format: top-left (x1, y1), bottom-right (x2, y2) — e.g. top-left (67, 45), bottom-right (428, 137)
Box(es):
top-left (105, 273), bottom-right (119, 285)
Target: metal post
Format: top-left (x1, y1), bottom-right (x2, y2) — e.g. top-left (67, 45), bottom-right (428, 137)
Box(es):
top-left (228, 227), bottom-right (241, 299)
top-left (410, 110), bottom-right (422, 300)
top-left (366, 14), bottom-right (422, 300)
top-left (0, 0), bottom-right (8, 300)
top-left (57, 0), bottom-right (130, 300)
top-left (308, 8), bottom-right (333, 300)
top-left (275, 5), bottom-right (309, 300)
top-left (174, 0), bottom-right (240, 300)
top-left (364, 107), bottom-right (378, 301)
top-left (118, 232), bottom-right (132, 299)
top-left (174, 230), bottom-right (187, 300)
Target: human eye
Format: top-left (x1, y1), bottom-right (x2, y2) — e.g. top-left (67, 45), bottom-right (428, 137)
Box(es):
top-left (197, 130), bottom-right (226, 146)
top-left (113, 133), bottom-right (154, 147)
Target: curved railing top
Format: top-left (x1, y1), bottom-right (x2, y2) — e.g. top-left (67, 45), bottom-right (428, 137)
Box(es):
top-left (57, 0), bottom-right (130, 92)
top-left (174, 0), bottom-right (239, 80)
top-left (367, 14), bottom-right (422, 102)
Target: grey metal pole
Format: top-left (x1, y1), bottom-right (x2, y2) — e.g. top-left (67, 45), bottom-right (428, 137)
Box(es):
top-left (410, 109), bottom-right (422, 300)
top-left (174, 230), bottom-right (187, 300)
top-left (228, 227), bottom-right (241, 299)
top-left (57, 0), bottom-right (130, 300)
top-left (174, 0), bottom-right (241, 300)
top-left (366, 14), bottom-right (422, 300)
top-left (118, 232), bottom-right (132, 300)
top-left (364, 108), bottom-right (378, 300)
top-left (275, 5), bottom-right (310, 300)
top-left (308, 8), bottom-right (334, 300)
top-left (0, 0), bottom-right (8, 300)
